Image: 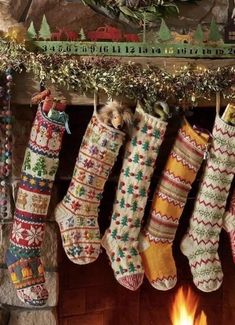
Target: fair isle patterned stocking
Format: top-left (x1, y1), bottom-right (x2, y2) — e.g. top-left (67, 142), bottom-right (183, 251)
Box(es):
top-left (139, 118), bottom-right (209, 291)
top-left (55, 109), bottom-right (125, 264)
top-left (101, 104), bottom-right (167, 291)
top-left (180, 114), bottom-right (235, 292)
top-left (5, 106), bottom-right (65, 306)
top-left (223, 186), bottom-right (235, 263)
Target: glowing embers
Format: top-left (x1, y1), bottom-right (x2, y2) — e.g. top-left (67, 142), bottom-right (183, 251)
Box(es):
top-left (170, 286), bottom-right (207, 325)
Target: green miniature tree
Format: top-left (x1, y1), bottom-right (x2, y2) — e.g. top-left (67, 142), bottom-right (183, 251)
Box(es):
top-left (141, 124), bottom-right (148, 133)
top-left (139, 187), bottom-right (147, 197)
top-left (128, 262), bottom-right (136, 273)
top-left (111, 229), bottom-right (117, 239)
top-left (39, 15), bottom-right (51, 40)
top-left (136, 170), bottom-right (143, 181)
top-left (79, 28), bottom-right (86, 40)
top-left (142, 141), bottom-right (150, 151)
top-left (120, 197), bottom-right (125, 208)
top-left (27, 21), bottom-right (37, 40)
top-left (23, 151), bottom-right (31, 170)
top-left (118, 247), bottom-right (125, 258)
top-left (119, 265), bottom-right (125, 274)
top-left (131, 137), bottom-right (137, 146)
top-left (194, 24), bottom-right (204, 43)
top-left (133, 153), bottom-right (139, 163)
top-left (153, 129), bottom-right (160, 139)
top-left (78, 186), bottom-right (86, 197)
top-left (121, 232), bottom-right (129, 242)
top-left (208, 18), bottom-right (222, 42)
top-left (121, 216), bottom-right (128, 226)
top-left (146, 158), bottom-right (153, 166)
top-left (158, 19), bottom-right (171, 42)
top-left (127, 184), bottom-right (134, 194)
top-left (33, 157), bottom-right (47, 177)
top-left (130, 247), bottom-right (138, 256)
top-left (131, 201), bottom-right (138, 212)
top-left (124, 167), bottom-right (130, 177)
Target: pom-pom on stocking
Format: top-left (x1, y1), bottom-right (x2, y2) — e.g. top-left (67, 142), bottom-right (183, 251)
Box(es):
top-left (101, 104), bottom-right (167, 291)
top-left (180, 113), bottom-right (235, 292)
top-left (139, 118), bottom-right (209, 291)
top-left (55, 104), bottom-right (125, 264)
top-left (5, 106), bottom-right (65, 306)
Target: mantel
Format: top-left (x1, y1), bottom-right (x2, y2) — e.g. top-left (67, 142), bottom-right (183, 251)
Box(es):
top-left (12, 57), bottom-right (235, 107)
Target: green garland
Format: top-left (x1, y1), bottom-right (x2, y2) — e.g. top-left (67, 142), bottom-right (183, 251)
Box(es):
top-left (82, 0), bottom-right (200, 25)
top-left (0, 39), bottom-right (235, 114)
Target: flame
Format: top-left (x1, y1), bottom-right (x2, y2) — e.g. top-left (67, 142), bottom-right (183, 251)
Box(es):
top-left (170, 287), bottom-right (207, 325)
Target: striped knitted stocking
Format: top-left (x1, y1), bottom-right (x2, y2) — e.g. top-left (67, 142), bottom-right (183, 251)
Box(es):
top-left (101, 104), bottom-right (167, 291)
top-left (55, 109), bottom-right (125, 265)
top-left (5, 106), bottom-right (65, 306)
top-left (180, 113), bottom-right (235, 292)
top-left (223, 186), bottom-right (235, 263)
top-left (139, 118), bottom-right (209, 291)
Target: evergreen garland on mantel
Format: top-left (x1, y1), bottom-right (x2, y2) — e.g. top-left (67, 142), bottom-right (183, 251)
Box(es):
top-left (0, 39), bottom-right (235, 114)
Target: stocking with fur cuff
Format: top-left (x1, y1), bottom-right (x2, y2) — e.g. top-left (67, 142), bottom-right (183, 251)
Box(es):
top-left (55, 103), bottom-right (125, 265)
top-left (102, 103), bottom-right (167, 291)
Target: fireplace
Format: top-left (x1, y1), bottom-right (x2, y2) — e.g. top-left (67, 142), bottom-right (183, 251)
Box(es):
top-left (50, 104), bottom-right (234, 325)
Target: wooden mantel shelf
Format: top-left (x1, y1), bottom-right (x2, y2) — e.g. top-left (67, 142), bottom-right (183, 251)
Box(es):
top-left (12, 57), bottom-right (235, 107)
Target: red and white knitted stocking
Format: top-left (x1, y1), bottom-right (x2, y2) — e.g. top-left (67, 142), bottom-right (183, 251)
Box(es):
top-left (6, 106), bottom-right (65, 306)
top-left (55, 107), bottom-right (125, 264)
top-left (181, 113), bottom-right (235, 292)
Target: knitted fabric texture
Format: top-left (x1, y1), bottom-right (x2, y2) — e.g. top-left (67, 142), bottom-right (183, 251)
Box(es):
top-left (101, 105), bottom-right (167, 291)
top-left (139, 118), bottom-right (209, 291)
top-left (5, 106), bottom-right (65, 306)
top-left (181, 114), bottom-right (235, 292)
top-left (223, 186), bottom-right (235, 263)
top-left (55, 110), bottom-right (125, 265)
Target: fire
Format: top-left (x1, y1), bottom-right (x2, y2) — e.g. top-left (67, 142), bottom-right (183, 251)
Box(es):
top-left (170, 287), bottom-right (207, 325)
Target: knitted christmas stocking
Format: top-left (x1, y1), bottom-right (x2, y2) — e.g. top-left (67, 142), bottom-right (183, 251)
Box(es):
top-left (180, 114), bottom-right (235, 292)
top-left (223, 186), bottom-right (235, 263)
top-left (139, 118), bottom-right (209, 291)
top-left (5, 106), bottom-right (65, 306)
top-left (55, 108), bottom-right (125, 265)
top-left (101, 104), bottom-right (167, 291)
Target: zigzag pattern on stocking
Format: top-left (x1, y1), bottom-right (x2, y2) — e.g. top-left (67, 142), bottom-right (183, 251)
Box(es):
top-left (6, 106), bottom-right (65, 306)
top-left (181, 115), bottom-right (235, 292)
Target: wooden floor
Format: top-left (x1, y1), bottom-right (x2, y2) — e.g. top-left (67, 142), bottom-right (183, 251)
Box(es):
top-left (57, 105), bottom-right (235, 325)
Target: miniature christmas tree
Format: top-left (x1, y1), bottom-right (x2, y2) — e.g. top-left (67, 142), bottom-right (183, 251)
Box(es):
top-left (139, 187), bottom-right (147, 197)
top-left (131, 201), bottom-right (138, 212)
top-left (194, 24), bottom-right (204, 43)
top-left (124, 167), bottom-right (130, 177)
top-left (141, 124), bottom-right (148, 133)
top-left (79, 28), bottom-right (86, 40)
top-left (130, 247), bottom-right (138, 256)
top-left (118, 247), bottom-right (125, 258)
top-left (27, 21), bottom-right (37, 40)
top-left (121, 216), bottom-right (128, 226)
top-left (23, 151), bottom-right (31, 170)
top-left (121, 232), bottom-right (129, 242)
top-left (111, 229), bottom-right (117, 239)
top-left (32, 157), bottom-right (47, 177)
top-left (39, 15), bottom-right (51, 40)
top-left (136, 170), bottom-right (143, 181)
top-left (208, 18), bottom-right (222, 42)
top-left (127, 184), bottom-right (134, 194)
top-left (158, 19), bottom-right (171, 42)
top-left (133, 153), bottom-right (139, 163)
top-left (142, 141), bottom-right (150, 151)
top-left (128, 262), bottom-right (136, 273)
top-left (120, 197), bottom-right (125, 208)
top-left (131, 137), bottom-right (137, 146)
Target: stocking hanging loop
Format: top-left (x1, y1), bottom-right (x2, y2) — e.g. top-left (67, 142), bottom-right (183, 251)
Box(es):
top-left (216, 91), bottom-right (221, 116)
